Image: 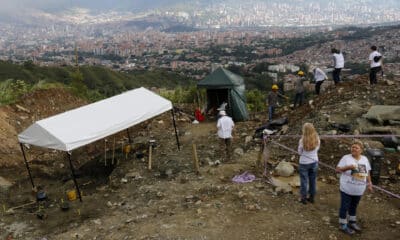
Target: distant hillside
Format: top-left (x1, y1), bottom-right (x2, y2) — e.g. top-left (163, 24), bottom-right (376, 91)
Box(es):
top-left (0, 60), bottom-right (194, 101)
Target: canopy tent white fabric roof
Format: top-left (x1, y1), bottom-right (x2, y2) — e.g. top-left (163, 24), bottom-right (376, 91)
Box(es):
top-left (18, 87), bottom-right (173, 151)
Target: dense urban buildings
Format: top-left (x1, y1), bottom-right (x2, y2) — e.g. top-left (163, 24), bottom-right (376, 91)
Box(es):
top-left (1, 0), bottom-right (400, 78)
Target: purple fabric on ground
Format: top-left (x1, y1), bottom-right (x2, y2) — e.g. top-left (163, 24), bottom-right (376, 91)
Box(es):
top-left (232, 171), bottom-right (256, 183)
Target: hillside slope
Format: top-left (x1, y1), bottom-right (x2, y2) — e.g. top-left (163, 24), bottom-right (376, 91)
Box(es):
top-left (0, 61), bottom-right (194, 100)
top-left (0, 74), bottom-right (399, 239)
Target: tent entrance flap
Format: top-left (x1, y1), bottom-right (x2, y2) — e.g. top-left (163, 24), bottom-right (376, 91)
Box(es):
top-left (207, 89), bottom-right (229, 113)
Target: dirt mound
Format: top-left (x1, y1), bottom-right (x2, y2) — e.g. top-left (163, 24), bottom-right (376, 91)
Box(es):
top-left (0, 88), bottom-right (87, 167)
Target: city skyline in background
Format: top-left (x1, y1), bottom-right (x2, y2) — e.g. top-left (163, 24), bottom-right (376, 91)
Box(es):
top-left (1, 0), bottom-right (400, 75)
top-left (0, 0), bottom-right (399, 27)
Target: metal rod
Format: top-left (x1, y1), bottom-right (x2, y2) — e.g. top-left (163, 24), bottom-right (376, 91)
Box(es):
top-left (67, 152), bottom-right (82, 202)
top-left (19, 143), bottom-right (35, 188)
top-left (171, 108), bottom-right (181, 151)
top-left (267, 134), bottom-right (400, 139)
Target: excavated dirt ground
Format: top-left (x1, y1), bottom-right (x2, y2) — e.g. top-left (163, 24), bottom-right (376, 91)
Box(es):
top-left (0, 76), bottom-right (400, 240)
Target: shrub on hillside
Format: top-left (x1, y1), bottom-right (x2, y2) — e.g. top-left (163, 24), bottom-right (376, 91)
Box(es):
top-left (0, 79), bottom-right (31, 105)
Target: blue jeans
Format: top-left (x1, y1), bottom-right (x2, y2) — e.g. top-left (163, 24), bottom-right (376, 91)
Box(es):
top-left (293, 92), bottom-right (304, 108)
top-left (268, 106), bottom-right (275, 121)
top-left (299, 162), bottom-right (318, 199)
top-left (339, 191), bottom-right (361, 222)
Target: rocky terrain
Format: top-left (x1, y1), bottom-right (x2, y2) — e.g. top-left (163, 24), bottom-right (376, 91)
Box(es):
top-left (0, 75), bottom-right (399, 240)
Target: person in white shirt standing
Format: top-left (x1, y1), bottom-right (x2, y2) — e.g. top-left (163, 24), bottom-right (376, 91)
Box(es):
top-left (313, 67), bottom-right (328, 95)
top-left (298, 122), bottom-right (320, 204)
top-left (217, 111), bottom-right (235, 162)
top-left (335, 140), bottom-right (373, 235)
top-left (331, 48), bottom-right (344, 85)
top-left (368, 45), bottom-right (383, 85)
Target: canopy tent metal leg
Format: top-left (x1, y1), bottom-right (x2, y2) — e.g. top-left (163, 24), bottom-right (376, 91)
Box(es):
top-left (67, 152), bottom-right (82, 202)
top-left (171, 109), bottom-right (180, 151)
top-left (19, 143), bottom-right (35, 189)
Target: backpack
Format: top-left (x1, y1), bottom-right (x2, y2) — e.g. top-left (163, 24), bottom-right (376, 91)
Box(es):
top-left (373, 55), bottom-right (382, 62)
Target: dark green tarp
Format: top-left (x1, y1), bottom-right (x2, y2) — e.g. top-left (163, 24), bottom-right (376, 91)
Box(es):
top-left (197, 67), bottom-right (249, 121)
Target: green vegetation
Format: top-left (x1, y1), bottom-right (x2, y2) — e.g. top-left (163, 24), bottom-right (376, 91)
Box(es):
top-left (0, 79), bottom-right (31, 105)
top-left (246, 89), bottom-right (265, 112)
top-left (159, 85), bottom-right (206, 105)
top-left (0, 60), bottom-right (195, 105)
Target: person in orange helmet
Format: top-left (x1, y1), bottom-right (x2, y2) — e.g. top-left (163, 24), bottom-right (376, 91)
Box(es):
top-left (293, 71), bottom-right (306, 108)
top-left (267, 84), bottom-right (287, 121)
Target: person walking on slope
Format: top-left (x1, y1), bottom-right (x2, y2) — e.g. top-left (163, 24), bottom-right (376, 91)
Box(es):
top-left (313, 67), bottom-right (328, 95)
top-left (267, 84), bottom-right (287, 121)
top-left (293, 70), bottom-right (305, 108)
top-left (369, 45), bottom-right (383, 85)
top-left (332, 48), bottom-right (344, 85)
top-left (298, 122), bottom-right (320, 204)
top-left (335, 140), bottom-right (373, 235)
top-left (217, 110), bottom-right (235, 162)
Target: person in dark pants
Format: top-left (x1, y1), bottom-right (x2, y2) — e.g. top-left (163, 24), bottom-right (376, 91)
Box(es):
top-left (336, 140), bottom-right (373, 235)
top-left (267, 84), bottom-right (287, 121)
top-left (293, 71), bottom-right (305, 108)
top-left (217, 110), bottom-right (234, 162)
top-left (368, 45), bottom-right (383, 85)
top-left (332, 48), bottom-right (344, 85)
top-left (313, 67), bottom-right (328, 95)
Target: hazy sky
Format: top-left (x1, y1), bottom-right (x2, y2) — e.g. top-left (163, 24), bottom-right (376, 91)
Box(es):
top-left (0, 0), bottom-right (113, 11)
top-left (0, 0), bottom-right (399, 14)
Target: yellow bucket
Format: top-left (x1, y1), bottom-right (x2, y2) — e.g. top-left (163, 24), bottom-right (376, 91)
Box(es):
top-left (123, 144), bottom-right (131, 154)
top-left (67, 190), bottom-right (77, 201)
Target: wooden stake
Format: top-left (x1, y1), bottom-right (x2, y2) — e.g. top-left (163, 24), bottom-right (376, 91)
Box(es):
top-left (112, 137), bottom-right (116, 165)
top-left (148, 145), bottom-right (153, 170)
top-left (192, 144), bottom-right (200, 174)
top-left (6, 201), bottom-right (36, 211)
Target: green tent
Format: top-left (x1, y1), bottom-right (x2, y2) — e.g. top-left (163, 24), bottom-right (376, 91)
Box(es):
top-left (197, 67), bottom-right (248, 121)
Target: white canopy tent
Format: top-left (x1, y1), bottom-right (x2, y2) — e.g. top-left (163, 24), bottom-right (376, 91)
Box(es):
top-left (18, 87), bottom-right (180, 201)
top-left (18, 87), bottom-right (176, 151)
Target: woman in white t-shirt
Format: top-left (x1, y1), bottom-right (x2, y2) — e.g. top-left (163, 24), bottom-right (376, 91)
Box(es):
top-left (335, 140), bottom-right (373, 235)
top-left (298, 122), bottom-right (320, 204)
